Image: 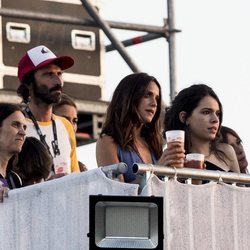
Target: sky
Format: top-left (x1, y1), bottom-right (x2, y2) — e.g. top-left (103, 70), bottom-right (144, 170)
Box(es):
top-left (78, 0), bottom-right (250, 170)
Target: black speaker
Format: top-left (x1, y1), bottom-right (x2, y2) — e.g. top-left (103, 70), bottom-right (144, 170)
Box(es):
top-left (0, 0), bottom-right (104, 101)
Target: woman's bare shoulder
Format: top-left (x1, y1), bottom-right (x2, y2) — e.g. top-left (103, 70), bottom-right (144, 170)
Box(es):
top-left (96, 134), bottom-right (119, 166)
top-left (97, 134), bottom-right (116, 145)
top-left (96, 134), bottom-right (118, 154)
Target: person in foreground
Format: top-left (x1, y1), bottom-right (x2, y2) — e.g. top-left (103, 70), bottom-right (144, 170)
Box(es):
top-left (220, 126), bottom-right (248, 173)
top-left (9, 136), bottom-right (52, 186)
top-left (164, 84), bottom-right (240, 173)
top-left (53, 93), bottom-right (87, 171)
top-left (17, 45), bottom-right (79, 176)
top-left (96, 72), bottom-right (170, 183)
top-left (0, 103), bottom-right (26, 201)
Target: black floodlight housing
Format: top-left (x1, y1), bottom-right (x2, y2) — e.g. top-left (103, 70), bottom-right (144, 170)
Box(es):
top-left (88, 195), bottom-right (164, 250)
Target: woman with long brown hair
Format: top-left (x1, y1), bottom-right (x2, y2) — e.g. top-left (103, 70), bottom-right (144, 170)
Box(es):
top-left (96, 72), bottom-right (165, 183)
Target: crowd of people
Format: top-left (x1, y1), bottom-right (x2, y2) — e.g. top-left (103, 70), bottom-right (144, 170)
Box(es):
top-left (0, 44), bottom-right (248, 201)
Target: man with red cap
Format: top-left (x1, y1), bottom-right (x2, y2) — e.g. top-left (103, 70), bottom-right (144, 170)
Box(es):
top-left (17, 45), bottom-right (79, 175)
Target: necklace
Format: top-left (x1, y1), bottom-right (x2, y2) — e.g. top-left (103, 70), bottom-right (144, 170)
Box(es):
top-left (25, 106), bottom-right (60, 158)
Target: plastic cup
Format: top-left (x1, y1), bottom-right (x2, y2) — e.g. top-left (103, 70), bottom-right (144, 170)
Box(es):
top-left (165, 130), bottom-right (185, 167)
top-left (185, 153), bottom-right (205, 169)
top-left (165, 130), bottom-right (185, 144)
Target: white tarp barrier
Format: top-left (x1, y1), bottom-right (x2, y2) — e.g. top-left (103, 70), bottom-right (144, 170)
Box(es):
top-left (0, 168), bottom-right (138, 250)
top-left (141, 174), bottom-right (250, 250)
top-left (2, 169), bottom-right (250, 250)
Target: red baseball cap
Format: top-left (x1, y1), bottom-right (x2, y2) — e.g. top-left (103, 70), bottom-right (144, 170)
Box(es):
top-left (18, 45), bottom-right (74, 82)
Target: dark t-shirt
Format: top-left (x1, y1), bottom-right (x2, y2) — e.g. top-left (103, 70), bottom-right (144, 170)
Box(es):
top-left (0, 174), bottom-right (9, 188)
top-left (205, 161), bottom-right (231, 172)
top-left (0, 171), bottom-right (22, 189)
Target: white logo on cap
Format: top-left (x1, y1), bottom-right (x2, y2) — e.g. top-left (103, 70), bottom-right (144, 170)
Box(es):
top-left (27, 45), bottom-right (56, 66)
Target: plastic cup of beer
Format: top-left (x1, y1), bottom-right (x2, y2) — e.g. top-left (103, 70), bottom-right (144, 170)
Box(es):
top-left (185, 153), bottom-right (205, 169)
top-left (165, 130), bottom-right (185, 144)
top-left (165, 130), bottom-right (185, 167)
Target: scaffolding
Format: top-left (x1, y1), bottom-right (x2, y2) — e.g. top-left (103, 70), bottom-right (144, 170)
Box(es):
top-left (0, 0), bottom-right (180, 101)
top-left (0, 0), bottom-right (180, 144)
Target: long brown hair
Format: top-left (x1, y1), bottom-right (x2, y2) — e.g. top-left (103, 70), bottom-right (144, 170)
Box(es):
top-left (101, 73), bottom-right (163, 158)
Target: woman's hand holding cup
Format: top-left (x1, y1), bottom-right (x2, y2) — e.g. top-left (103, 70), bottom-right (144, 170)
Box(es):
top-left (159, 130), bottom-right (186, 168)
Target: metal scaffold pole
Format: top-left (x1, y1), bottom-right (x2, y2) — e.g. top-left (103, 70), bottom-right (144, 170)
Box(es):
top-left (80, 0), bottom-right (140, 73)
top-left (167, 0), bottom-right (177, 102)
top-left (0, 2), bottom-right (180, 102)
top-left (105, 33), bottom-right (164, 52)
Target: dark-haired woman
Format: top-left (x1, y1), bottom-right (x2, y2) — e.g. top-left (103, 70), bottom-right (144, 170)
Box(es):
top-left (0, 103), bottom-right (26, 190)
top-left (164, 84), bottom-right (240, 173)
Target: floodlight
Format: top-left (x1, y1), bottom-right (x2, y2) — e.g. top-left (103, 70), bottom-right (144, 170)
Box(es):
top-left (88, 195), bottom-right (164, 250)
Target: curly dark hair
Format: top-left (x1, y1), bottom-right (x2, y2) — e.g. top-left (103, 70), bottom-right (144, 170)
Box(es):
top-left (16, 71), bottom-right (35, 104)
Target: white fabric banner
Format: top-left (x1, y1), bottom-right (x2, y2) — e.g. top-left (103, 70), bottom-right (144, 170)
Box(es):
top-left (141, 174), bottom-right (250, 250)
top-left (0, 168), bottom-right (138, 250)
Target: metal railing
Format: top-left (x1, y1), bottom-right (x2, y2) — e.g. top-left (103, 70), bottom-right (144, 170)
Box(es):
top-left (100, 162), bottom-right (128, 180)
top-left (133, 163), bottom-right (250, 185)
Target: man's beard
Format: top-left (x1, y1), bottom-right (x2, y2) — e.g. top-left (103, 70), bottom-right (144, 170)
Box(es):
top-left (33, 82), bottom-right (62, 104)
